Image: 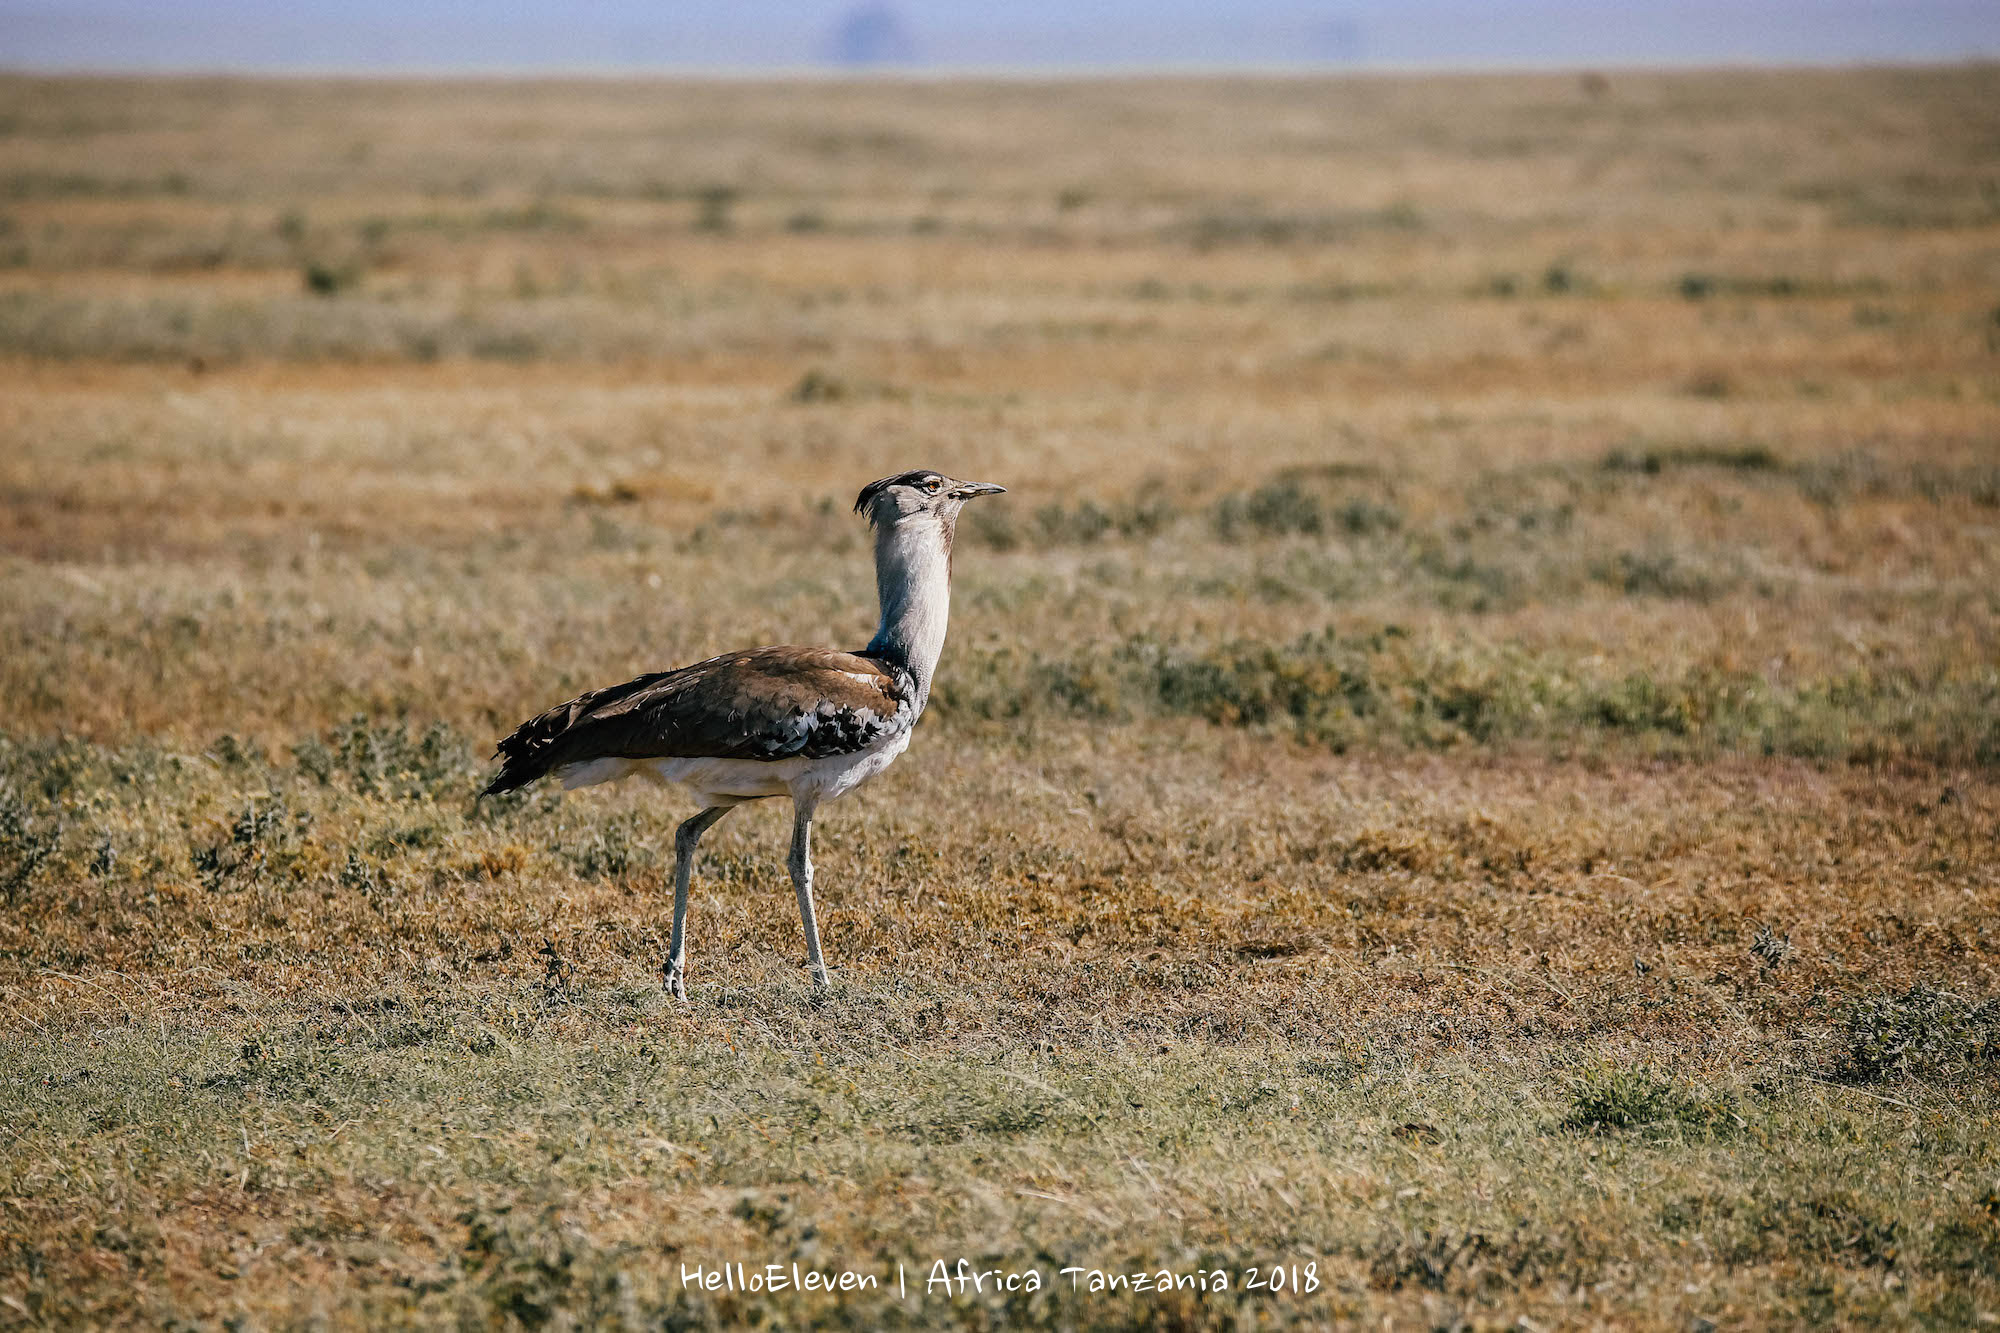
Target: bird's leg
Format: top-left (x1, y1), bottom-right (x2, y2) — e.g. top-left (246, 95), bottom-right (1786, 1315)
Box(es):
top-left (665, 805), bottom-right (730, 1000)
top-left (788, 800), bottom-right (831, 993)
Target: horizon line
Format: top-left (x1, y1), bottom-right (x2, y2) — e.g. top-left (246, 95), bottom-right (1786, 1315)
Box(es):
top-left (2, 53), bottom-right (1995, 81)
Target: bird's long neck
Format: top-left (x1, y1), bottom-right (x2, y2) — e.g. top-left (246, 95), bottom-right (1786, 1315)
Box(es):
top-left (865, 514), bottom-right (953, 704)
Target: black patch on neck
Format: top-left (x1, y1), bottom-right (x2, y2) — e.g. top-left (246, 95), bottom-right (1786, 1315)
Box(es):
top-left (854, 469), bottom-right (943, 524)
top-left (859, 649), bottom-right (919, 693)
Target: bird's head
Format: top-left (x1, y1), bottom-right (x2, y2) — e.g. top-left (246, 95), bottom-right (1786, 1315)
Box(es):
top-left (854, 470), bottom-right (1006, 530)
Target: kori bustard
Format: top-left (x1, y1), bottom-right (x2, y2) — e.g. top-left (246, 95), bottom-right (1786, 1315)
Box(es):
top-left (484, 470), bottom-right (1005, 997)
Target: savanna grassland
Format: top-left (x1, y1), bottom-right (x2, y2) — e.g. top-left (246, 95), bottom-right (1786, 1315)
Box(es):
top-left (2, 67), bottom-right (1999, 1329)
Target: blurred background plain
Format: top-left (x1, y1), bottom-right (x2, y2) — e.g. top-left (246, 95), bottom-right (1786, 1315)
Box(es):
top-left (4, 0), bottom-right (1998, 72)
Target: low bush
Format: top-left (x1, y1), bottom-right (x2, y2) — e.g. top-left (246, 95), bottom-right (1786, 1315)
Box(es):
top-left (1565, 1066), bottom-right (1740, 1135)
top-left (1836, 985), bottom-right (2000, 1085)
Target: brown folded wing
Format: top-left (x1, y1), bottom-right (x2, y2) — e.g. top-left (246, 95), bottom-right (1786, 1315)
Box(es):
top-left (484, 647), bottom-right (913, 794)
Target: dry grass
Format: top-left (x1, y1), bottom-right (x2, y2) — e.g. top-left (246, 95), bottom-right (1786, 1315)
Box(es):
top-left (2, 67), bottom-right (1999, 1329)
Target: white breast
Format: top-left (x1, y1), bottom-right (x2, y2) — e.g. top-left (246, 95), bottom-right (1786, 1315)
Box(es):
top-left (799, 727), bottom-right (914, 804)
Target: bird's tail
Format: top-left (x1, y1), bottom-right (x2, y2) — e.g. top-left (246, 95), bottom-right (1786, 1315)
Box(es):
top-left (483, 669), bottom-right (675, 797)
top-left (481, 756), bottom-right (547, 797)
top-left (482, 703), bottom-right (574, 795)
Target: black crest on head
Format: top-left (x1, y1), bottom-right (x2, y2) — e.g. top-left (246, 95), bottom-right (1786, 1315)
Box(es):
top-left (854, 470), bottom-right (942, 523)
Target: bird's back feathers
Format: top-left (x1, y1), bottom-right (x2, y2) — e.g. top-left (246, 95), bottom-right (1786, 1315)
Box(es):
top-left (483, 646), bottom-right (915, 796)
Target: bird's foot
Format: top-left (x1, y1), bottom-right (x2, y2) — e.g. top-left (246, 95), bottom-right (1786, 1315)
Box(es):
top-left (809, 963), bottom-right (832, 995)
top-left (662, 960), bottom-right (687, 1002)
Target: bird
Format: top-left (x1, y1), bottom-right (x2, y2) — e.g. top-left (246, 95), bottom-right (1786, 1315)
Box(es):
top-left (483, 469), bottom-right (1006, 998)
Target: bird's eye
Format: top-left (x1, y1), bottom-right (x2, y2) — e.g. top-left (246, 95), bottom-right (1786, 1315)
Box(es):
top-left (923, 478), bottom-right (942, 493)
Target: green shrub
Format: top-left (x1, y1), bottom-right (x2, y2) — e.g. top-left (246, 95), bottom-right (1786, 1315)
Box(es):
top-left (0, 788), bottom-right (62, 904)
top-left (789, 367), bottom-right (848, 403)
top-left (1214, 478), bottom-right (1325, 538)
top-left (1601, 443), bottom-right (1782, 474)
top-left (694, 184), bottom-right (737, 232)
top-left (1837, 985), bottom-right (2000, 1085)
top-left (1214, 474), bottom-right (1401, 542)
top-left (1594, 550), bottom-right (1732, 601)
top-left (969, 491), bottom-right (1177, 549)
top-left (561, 816), bottom-right (653, 881)
top-left (1566, 1066), bottom-right (1739, 1135)
top-left (1336, 497), bottom-right (1403, 535)
top-left (294, 717), bottom-right (477, 799)
top-left (301, 260), bottom-right (358, 296)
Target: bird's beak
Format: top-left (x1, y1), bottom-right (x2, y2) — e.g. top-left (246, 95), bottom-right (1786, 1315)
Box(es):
top-left (952, 481), bottom-right (1006, 499)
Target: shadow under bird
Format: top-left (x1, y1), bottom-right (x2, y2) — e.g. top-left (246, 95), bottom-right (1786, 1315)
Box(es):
top-left (484, 470), bottom-right (1006, 997)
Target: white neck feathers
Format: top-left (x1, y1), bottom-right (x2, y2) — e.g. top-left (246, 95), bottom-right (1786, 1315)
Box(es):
top-left (866, 514), bottom-right (953, 700)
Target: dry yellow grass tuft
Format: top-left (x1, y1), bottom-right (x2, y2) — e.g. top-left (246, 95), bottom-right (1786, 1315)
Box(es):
top-left (1, 68), bottom-right (1998, 1328)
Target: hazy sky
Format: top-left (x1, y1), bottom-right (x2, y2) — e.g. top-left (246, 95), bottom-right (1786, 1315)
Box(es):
top-left (3, 1), bottom-right (1996, 72)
